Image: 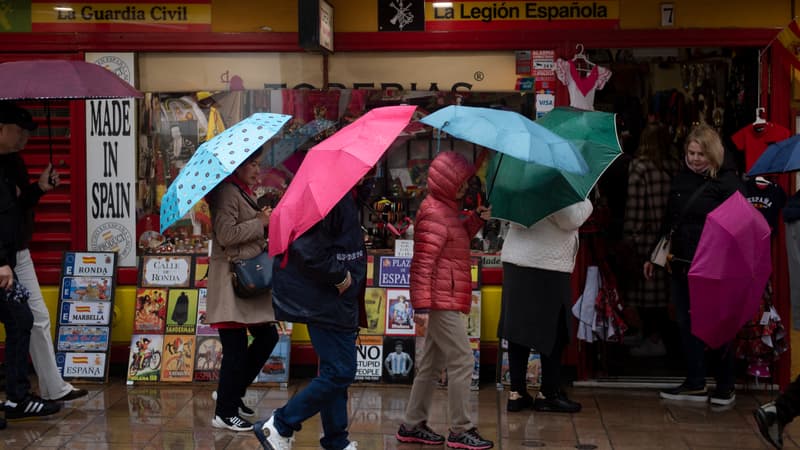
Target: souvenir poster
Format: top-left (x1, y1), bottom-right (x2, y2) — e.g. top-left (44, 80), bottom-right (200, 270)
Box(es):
top-left (470, 255), bottom-right (482, 290)
top-left (256, 334), bottom-right (291, 384)
top-left (526, 351), bottom-right (542, 387)
top-left (366, 254), bottom-right (375, 286)
top-left (161, 118), bottom-right (200, 181)
top-left (470, 338), bottom-right (481, 391)
top-left (193, 256), bottom-right (209, 287)
top-left (194, 335), bottom-right (223, 381)
top-left (355, 335), bottom-right (383, 382)
top-left (364, 287), bottom-right (386, 335)
top-left (62, 252), bottom-right (116, 278)
top-left (127, 334), bottom-right (164, 383)
top-left (139, 254), bottom-right (192, 288)
top-left (496, 339), bottom-right (541, 388)
top-left (377, 256), bottom-right (411, 288)
top-left (385, 289), bottom-right (415, 336)
top-left (382, 336), bottom-right (414, 384)
top-left (165, 289), bottom-right (198, 334)
top-left (59, 300), bottom-right (112, 326)
top-left (57, 352), bottom-right (107, 381)
top-left (195, 288), bottom-right (217, 336)
top-left (465, 290), bottom-right (481, 338)
top-left (57, 326), bottom-right (109, 352)
top-left (133, 288), bottom-right (167, 334)
top-left (160, 335), bottom-right (196, 382)
top-left (60, 276), bottom-right (113, 302)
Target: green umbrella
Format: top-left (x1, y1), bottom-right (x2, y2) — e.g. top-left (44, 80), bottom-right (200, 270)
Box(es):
top-left (487, 107), bottom-right (623, 227)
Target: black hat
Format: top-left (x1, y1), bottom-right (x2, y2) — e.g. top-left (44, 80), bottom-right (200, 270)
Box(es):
top-left (0, 102), bottom-right (36, 131)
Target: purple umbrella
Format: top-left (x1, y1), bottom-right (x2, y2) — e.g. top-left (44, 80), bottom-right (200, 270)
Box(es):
top-left (688, 191), bottom-right (772, 349)
top-left (0, 59), bottom-right (143, 163)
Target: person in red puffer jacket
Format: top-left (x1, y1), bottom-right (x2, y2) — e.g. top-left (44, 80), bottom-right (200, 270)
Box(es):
top-left (395, 151), bottom-right (494, 450)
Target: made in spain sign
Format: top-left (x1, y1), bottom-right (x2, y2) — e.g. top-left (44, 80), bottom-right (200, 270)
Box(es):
top-left (424, 0), bottom-right (619, 31)
top-left (31, 0), bottom-right (211, 32)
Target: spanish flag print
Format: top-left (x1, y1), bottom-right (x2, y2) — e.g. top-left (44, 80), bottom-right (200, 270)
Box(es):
top-left (82, 256), bottom-right (97, 264)
top-left (777, 19), bottom-right (800, 70)
top-left (72, 357), bottom-right (89, 364)
top-left (76, 306), bottom-right (92, 313)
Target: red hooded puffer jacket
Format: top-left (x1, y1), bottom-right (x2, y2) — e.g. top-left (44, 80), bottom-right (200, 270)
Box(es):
top-left (410, 151), bottom-right (484, 313)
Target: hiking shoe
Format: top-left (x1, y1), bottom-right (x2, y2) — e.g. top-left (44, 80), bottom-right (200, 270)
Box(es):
top-left (446, 427), bottom-right (493, 449)
top-left (396, 421), bottom-right (445, 445)
top-left (212, 391), bottom-right (255, 417)
top-left (533, 391), bottom-right (582, 413)
top-left (506, 390), bottom-right (533, 412)
top-left (659, 383), bottom-right (708, 402)
top-left (4, 395), bottom-right (60, 419)
top-left (254, 414), bottom-right (295, 450)
top-left (212, 414), bottom-right (253, 432)
top-left (754, 401), bottom-right (783, 449)
top-left (709, 387), bottom-right (736, 406)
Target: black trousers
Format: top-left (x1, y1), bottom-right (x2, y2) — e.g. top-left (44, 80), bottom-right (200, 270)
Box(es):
top-left (216, 323), bottom-right (279, 417)
top-left (777, 375), bottom-right (800, 424)
top-left (508, 306), bottom-right (568, 396)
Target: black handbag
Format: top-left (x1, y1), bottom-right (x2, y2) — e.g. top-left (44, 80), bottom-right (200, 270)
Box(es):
top-left (228, 185), bottom-right (273, 298)
top-left (230, 251), bottom-right (273, 298)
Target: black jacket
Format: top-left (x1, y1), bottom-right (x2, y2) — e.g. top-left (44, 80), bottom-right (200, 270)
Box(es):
top-left (0, 154), bottom-right (27, 268)
top-left (271, 193), bottom-right (366, 332)
top-left (5, 153), bottom-right (44, 250)
top-left (665, 166), bottom-right (743, 262)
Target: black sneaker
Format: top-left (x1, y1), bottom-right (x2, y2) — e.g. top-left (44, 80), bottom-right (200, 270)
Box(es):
top-left (446, 427), bottom-right (493, 450)
top-left (506, 391), bottom-right (533, 412)
top-left (238, 399), bottom-right (255, 417)
top-left (396, 421), bottom-right (445, 445)
top-left (212, 414), bottom-right (253, 432)
top-left (55, 388), bottom-right (89, 402)
top-left (4, 395), bottom-right (61, 419)
top-left (533, 391), bottom-right (582, 413)
top-left (659, 383), bottom-right (708, 402)
top-left (754, 402), bottom-right (784, 449)
top-left (709, 387), bottom-right (736, 406)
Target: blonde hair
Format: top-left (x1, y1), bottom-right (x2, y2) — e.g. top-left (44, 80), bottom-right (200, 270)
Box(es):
top-left (684, 124), bottom-right (724, 178)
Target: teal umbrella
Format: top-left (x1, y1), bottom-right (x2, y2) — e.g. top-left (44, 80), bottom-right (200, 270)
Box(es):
top-left (487, 107), bottom-right (623, 227)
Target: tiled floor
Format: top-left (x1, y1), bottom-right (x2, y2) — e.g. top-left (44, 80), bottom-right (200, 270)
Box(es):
top-left (1, 377), bottom-right (794, 449)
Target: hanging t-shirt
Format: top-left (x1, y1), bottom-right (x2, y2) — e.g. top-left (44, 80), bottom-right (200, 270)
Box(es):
top-left (554, 59), bottom-right (612, 110)
top-left (745, 177), bottom-right (787, 232)
top-left (731, 122), bottom-right (790, 172)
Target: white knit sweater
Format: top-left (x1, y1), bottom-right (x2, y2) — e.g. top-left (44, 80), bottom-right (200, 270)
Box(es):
top-left (500, 199), bottom-right (593, 273)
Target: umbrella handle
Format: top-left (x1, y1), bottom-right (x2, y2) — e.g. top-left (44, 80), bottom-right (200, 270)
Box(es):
top-left (486, 153), bottom-right (504, 199)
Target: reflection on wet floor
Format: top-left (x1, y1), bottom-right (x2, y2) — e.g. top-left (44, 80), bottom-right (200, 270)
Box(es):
top-left (0, 376), bottom-right (794, 449)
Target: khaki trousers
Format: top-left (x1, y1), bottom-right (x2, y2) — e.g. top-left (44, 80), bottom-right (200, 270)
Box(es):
top-left (403, 310), bottom-right (474, 432)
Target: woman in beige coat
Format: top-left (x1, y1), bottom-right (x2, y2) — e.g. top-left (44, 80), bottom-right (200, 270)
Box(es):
top-left (206, 148), bottom-right (278, 432)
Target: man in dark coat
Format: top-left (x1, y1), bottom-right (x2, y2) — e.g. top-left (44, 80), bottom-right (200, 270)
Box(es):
top-left (254, 185), bottom-right (367, 450)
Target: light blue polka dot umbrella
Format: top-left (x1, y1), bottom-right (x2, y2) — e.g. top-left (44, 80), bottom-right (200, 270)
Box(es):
top-left (160, 112), bottom-right (292, 233)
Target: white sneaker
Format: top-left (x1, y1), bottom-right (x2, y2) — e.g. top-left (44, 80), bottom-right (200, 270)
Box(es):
top-left (254, 415), bottom-right (295, 450)
top-left (343, 442), bottom-right (358, 450)
top-left (630, 338), bottom-right (666, 357)
top-left (211, 391), bottom-right (254, 417)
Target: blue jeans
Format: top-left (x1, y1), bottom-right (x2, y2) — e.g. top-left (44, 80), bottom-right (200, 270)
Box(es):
top-left (273, 326), bottom-right (356, 450)
top-left (0, 287), bottom-right (33, 402)
top-left (672, 274), bottom-right (734, 390)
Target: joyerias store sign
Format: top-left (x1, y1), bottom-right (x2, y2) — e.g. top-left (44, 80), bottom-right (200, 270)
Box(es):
top-left (424, 0), bottom-right (619, 31)
top-left (31, 0), bottom-right (211, 32)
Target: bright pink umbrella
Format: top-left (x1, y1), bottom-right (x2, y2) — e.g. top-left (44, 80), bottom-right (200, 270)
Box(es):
top-left (269, 105), bottom-right (416, 256)
top-left (688, 191), bottom-right (771, 349)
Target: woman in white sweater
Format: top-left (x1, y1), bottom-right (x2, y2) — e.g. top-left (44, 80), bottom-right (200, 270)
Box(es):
top-left (498, 199), bottom-right (593, 414)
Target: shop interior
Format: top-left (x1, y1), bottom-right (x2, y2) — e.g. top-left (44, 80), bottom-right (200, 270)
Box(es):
top-left (137, 45), bottom-right (788, 387)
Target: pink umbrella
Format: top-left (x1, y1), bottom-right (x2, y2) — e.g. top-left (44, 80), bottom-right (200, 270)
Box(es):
top-left (688, 191), bottom-right (772, 349)
top-left (269, 105), bottom-right (416, 256)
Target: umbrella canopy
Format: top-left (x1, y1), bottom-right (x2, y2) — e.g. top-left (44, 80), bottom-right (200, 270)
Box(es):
top-left (688, 191), bottom-right (772, 349)
top-left (266, 118), bottom-right (335, 167)
top-left (159, 112), bottom-right (292, 233)
top-left (419, 105), bottom-right (588, 174)
top-left (269, 105), bottom-right (416, 256)
top-left (0, 60), bottom-right (142, 100)
top-left (487, 107), bottom-right (622, 227)
top-left (747, 134), bottom-right (800, 176)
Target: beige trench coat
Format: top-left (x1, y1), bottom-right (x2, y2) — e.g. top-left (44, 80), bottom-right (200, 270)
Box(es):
top-left (205, 182), bottom-right (274, 324)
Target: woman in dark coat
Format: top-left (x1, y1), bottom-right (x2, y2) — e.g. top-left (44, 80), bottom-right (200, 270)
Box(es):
top-left (644, 124), bottom-right (742, 406)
